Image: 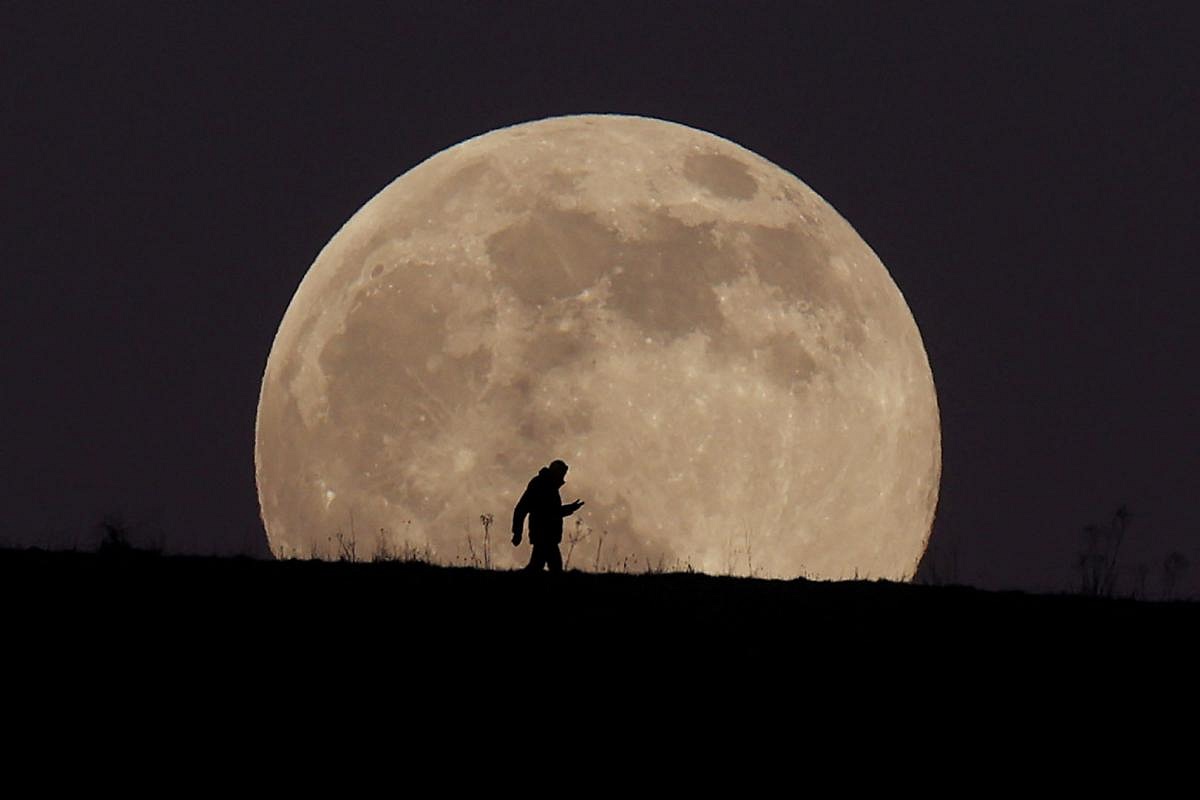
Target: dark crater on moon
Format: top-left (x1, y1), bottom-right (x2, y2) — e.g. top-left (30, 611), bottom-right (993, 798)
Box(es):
top-left (488, 206), bottom-right (616, 306)
top-left (489, 205), bottom-right (731, 341)
top-left (762, 333), bottom-right (820, 390)
top-left (741, 223), bottom-right (868, 350)
top-left (318, 274), bottom-right (492, 434)
top-left (607, 211), bottom-right (729, 339)
top-left (535, 304), bottom-right (601, 371)
top-left (542, 169), bottom-right (587, 195)
top-left (683, 153), bottom-right (758, 200)
top-left (428, 159), bottom-right (497, 213)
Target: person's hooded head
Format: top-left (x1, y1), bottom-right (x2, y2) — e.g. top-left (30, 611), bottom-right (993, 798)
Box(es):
top-left (547, 459), bottom-right (569, 487)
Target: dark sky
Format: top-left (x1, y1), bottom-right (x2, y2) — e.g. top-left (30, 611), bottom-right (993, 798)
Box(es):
top-left (5, 2), bottom-right (1198, 594)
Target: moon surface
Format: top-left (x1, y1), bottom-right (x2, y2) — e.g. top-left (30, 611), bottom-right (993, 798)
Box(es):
top-left (255, 114), bottom-right (940, 579)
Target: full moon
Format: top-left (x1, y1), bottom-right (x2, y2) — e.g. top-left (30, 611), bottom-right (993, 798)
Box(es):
top-left (255, 115), bottom-right (940, 580)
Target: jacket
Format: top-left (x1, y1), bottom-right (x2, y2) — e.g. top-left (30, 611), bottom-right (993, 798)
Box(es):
top-left (512, 467), bottom-right (573, 546)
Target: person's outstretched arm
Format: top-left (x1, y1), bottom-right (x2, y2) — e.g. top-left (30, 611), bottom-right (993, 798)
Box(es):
top-left (560, 499), bottom-right (585, 517)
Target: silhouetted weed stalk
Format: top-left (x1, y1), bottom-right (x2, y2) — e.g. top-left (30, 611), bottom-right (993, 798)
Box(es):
top-left (330, 511), bottom-right (358, 562)
top-left (723, 524), bottom-right (759, 578)
top-left (480, 513), bottom-right (493, 569)
top-left (90, 512), bottom-right (164, 557)
top-left (1078, 505), bottom-right (1131, 597)
top-left (462, 513), bottom-right (495, 568)
top-left (564, 518), bottom-right (590, 570)
top-left (1163, 551), bottom-right (1190, 600)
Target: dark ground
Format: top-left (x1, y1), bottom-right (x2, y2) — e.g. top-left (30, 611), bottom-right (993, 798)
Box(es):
top-left (6, 546), bottom-right (1197, 758)
top-left (5, 545), bottom-right (1188, 779)
top-left (7, 547), bottom-right (1194, 677)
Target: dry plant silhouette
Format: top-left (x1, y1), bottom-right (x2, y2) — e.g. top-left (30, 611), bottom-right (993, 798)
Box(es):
top-left (1077, 505), bottom-right (1132, 597)
top-left (1072, 505), bottom-right (1196, 600)
top-left (593, 528), bottom-right (608, 571)
top-left (372, 527), bottom-right (395, 562)
top-left (564, 518), bottom-right (591, 570)
top-left (98, 514), bottom-right (135, 557)
top-left (462, 513), bottom-right (495, 568)
top-left (96, 512), bottom-right (163, 557)
top-left (1163, 551), bottom-right (1190, 600)
top-left (723, 524), bottom-right (758, 577)
top-left (479, 513), bottom-right (493, 570)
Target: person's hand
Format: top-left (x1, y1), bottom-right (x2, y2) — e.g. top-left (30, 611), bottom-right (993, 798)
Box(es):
top-left (567, 499), bottom-right (585, 513)
top-left (511, 532), bottom-right (522, 546)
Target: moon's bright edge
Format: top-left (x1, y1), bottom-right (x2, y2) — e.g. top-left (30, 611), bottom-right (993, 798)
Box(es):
top-left (255, 115), bottom-right (940, 580)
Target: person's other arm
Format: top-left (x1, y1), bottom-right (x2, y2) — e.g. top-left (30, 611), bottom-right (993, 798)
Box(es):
top-left (512, 487), bottom-right (532, 545)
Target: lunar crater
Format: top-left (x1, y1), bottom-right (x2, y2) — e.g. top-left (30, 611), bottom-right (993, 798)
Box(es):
top-left (683, 152), bottom-right (759, 200)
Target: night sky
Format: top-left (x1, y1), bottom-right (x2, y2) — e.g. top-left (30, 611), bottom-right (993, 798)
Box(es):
top-left (6, 2), bottom-right (1198, 595)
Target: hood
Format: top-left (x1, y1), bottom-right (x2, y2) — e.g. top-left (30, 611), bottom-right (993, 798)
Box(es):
top-left (537, 466), bottom-right (565, 487)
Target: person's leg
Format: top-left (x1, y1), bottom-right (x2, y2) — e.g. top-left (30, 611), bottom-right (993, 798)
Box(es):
top-left (546, 545), bottom-right (563, 573)
top-left (525, 545), bottom-right (545, 571)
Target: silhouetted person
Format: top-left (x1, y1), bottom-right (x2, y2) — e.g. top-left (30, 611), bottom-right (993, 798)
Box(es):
top-left (511, 459), bottom-right (584, 572)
